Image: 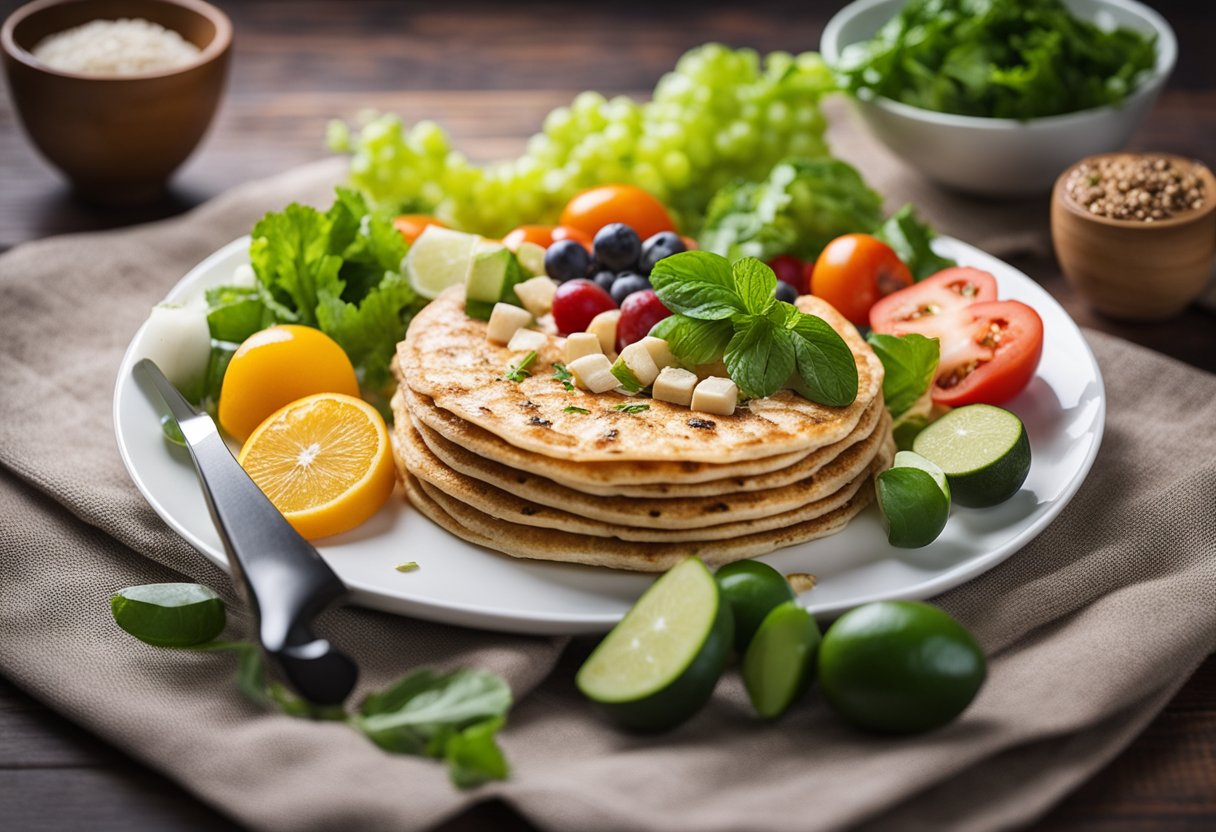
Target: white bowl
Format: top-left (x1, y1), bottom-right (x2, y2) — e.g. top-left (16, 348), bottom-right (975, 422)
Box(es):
top-left (820, 0), bottom-right (1178, 197)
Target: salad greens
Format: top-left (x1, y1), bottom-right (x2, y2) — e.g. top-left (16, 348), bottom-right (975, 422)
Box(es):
top-left (873, 206), bottom-right (955, 282)
top-left (201, 187), bottom-right (426, 408)
top-left (837, 0), bottom-right (1157, 120)
top-left (330, 44), bottom-right (838, 236)
top-left (699, 158), bottom-right (884, 263)
top-left (649, 252), bottom-right (858, 404)
top-left (866, 333), bottom-right (940, 419)
top-left (110, 582), bottom-right (512, 789)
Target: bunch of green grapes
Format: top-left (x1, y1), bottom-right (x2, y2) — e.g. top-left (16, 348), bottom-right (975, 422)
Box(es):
top-left (329, 44), bottom-right (837, 237)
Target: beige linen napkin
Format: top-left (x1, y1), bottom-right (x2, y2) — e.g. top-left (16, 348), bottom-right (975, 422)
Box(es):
top-left (2, 150), bottom-right (1215, 831)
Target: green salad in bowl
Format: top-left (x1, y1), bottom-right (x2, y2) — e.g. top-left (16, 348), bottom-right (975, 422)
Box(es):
top-left (821, 0), bottom-right (1176, 196)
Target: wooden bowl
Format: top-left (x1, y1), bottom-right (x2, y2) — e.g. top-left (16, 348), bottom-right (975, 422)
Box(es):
top-left (1051, 154), bottom-right (1216, 320)
top-left (1, 0), bottom-right (231, 205)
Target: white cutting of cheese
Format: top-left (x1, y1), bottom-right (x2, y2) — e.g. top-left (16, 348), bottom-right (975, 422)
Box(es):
top-left (587, 309), bottom-right (621, 358)
top-left (652, 366), bottom-right (698, 407)
top-left (486, 303), bottom-right (533, 345)
top-left (638, 336), bottom-right (677, 371)
top-left (567, 353), bottom-right (619, 394)
top-left (514, 276), bottom-right (558, 317)
top-left (563, 331), bottom-right (602, 364)
top-left (507, 327), bottom-right (548, 353)
top-left (691, 376), bottom-right (738, 416)
top-left (616, 342), bottom-right (660, 388)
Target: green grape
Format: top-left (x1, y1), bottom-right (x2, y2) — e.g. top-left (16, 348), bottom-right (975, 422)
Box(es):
top-left (331, 44), bottom-right (838, 237)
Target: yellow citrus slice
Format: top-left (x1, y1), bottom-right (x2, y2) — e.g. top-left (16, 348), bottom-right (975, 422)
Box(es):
top-left (237, 393), bottom-right (395, 540)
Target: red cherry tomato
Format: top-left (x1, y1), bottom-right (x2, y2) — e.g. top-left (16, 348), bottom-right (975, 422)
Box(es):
top-left (811, 234), bottom-right (914, 326)
top-left (552, 279), bottom-right (616, 335)
top-left (767, 254), bottom-right (808, 295)
top-left (616, 289), bottom-right (672, 352)
top-left (393, 214), bottom-right (446, 243)
top-left (560, 185), bottom-right (678, 240)
top-left (870, 268), bottom-right (1043, 406)
top-left (502, 224), bottom-right (593, 251)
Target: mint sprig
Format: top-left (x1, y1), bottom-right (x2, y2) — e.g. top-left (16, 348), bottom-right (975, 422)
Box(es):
top-left (650, 252), bottom-right (858, 404)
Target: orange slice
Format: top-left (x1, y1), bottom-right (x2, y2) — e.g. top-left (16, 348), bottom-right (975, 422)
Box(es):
top-left (237, 393), bottom-right (395, 540)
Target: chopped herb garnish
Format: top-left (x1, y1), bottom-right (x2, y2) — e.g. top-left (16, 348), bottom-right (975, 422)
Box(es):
top-left (613, 403), bottom-right (651, 414)
top-left (552, 362), bottom-right (575, 391)
top-left (563, 405), bottom-right (590, 414)
top-left (502, 350), bottom-right (537, 383)
top-left (395, 561), bottom-right (419, 573)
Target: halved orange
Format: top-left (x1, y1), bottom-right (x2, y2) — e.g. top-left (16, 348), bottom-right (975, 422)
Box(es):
top-left (237, 392), bottom-right (395, 540)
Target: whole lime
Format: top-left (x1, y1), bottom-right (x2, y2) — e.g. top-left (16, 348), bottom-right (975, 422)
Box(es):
top-left (818, 600), bottom-right (985, 733)
top-left (715, 560), bottom-right (796, 653)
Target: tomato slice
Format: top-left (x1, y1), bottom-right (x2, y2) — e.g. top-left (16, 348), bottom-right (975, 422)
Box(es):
top-left (870, 268), bottom-right (1042, 407)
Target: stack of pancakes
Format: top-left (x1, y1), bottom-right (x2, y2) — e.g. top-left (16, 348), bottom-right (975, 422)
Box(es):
top-left (390, 288), bottom-right (894, 572)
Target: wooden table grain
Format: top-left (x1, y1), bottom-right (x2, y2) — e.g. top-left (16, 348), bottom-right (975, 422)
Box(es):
top-left (1, 1), bottom-right (1213, 829)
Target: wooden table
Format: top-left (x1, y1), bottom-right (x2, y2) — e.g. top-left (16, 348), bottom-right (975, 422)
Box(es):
top-left (1, 1), bottom-right (1213, 829)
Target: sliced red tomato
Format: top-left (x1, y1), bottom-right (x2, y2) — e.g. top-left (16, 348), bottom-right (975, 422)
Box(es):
top-left (811, 234), bottom-right (914, 326)
top-left (870, 267), bottom-right (1043, 407)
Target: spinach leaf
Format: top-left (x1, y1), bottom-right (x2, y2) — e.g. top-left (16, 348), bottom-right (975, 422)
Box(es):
top-left (110, 583), bottom-right (226, 648)
top-left (866, 332), bottom-right (940, 418)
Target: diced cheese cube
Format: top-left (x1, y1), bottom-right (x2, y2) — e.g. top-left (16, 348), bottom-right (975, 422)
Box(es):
top-left (616, 342), bottom-right (660, 388)
top-left (639, 336), bottom-right (677, 371)
top-left (652, 367), bottom-right (699, 407)
top-left (514, 276), bottom-right (558, 317)
top-left (567, 353), bottom-right (619, 394)
top-left (563, 331), bottom-right (602, 364)
top-left (587, 309), bottom-right (621, 357)
top-left (692, 376), bottom-right (738, 417)
top-left (507, 328), bottom-right (548, 353)
top-left (486, 303), bottom-right (533, 345)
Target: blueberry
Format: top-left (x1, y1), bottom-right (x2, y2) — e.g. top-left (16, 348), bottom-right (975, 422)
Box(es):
top-left (609, 272), bottom-right (651, 305)
top-left (592, 270), bottom-right (617, 293)
top-left (775, 281), bottom-right (798, 304)
top-left (593, 223), bottom-right (641, 272)
top-left (639, 231), bottom-right (687, 275)
top-left (544, 240), bottom-right (591, 283)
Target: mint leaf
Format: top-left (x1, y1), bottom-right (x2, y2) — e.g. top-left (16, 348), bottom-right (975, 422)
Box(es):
top-left (649, 251), bottom-right (743, 320)
top-left (445, 716), bottom-right (510, 789)
top-left (866, 332), bottom-right (940, 417)
top-left (650, 315), bottom-right (732, 366)
top-left (501, 351), bottom-right (538, 383)
top-left (204, 286), bottom-right (272, 343)
top-left (873, 205), bottom-right (954, 281)
top-left (563, 405), bottom-right (589, 414)
top-left (249, 203), bottom-right (344, 326)
top-left (731, 257), bottom-right (778, 315)
top-left (724, 316), bottom-right (795, 399)
top-left (789, 314), bottom-right (858, 407)
top-left (552, 363), bottom-right (575, 391)
top-left (110, 584), bottom-right (226, 648)
top-left (613, 403), bottom-right (651, 414)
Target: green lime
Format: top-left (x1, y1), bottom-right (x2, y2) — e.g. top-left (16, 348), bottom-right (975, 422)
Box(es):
top-left (577, 557), bottom-right (733, 733)
top-left (404, 225), bottom-right (481, 300)
top-left (877, 468), bottom-right (950, 548)
top-left (715, 560), bottom-right (796, 653)
top-left (818, 600), bottom-right (986, 734)
top-left (913, 404), bottom-right (1031, 508)
top-left (893, 450), bottom-right (950, 500)
top-left (742, 600), bottom-right (821, 720)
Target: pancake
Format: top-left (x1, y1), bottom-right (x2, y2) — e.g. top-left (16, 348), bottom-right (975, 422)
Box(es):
top-left (402, 471), bottom-right (878, 572)
top-left (412, 393), bottom-right (885, 499)
top-left (396, 288), bottom-right (883, 463)
top-left (397, 407), bottom-right (891, 529)
top-left (399, 384), bottom-right (815, 487)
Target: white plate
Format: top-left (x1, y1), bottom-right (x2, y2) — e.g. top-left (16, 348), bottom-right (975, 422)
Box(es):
top-left (114, 236), bottom-right (1104, 635)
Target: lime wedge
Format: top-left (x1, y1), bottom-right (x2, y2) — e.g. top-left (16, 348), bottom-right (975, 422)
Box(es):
top-left (404, 226), bottom-right (481, 299)
top-left (742, 600), bottom-right (820, 720)
top-left (913, 404), bottom-right (1031, 508)
top-left (893, 450), bottom-right (950, 501)
top-left (715, 560), bottom-right (795, 653)
top-left (577, 557), bottom-right (733, 733)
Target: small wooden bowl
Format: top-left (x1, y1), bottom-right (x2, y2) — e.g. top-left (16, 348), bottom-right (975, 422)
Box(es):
top-left (1, 0), bottom-right (231, 205)
top-left (1051, 153), bottom-right (1216, 321)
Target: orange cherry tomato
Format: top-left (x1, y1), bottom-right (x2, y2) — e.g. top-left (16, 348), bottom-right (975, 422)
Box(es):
top-left (501, 224), bottom-right (593, 251)
top-left (393, 214), bottom-right (447, 243)
top-left (559, 185), bottom-right (678, 240)
top-left (680, 235), bottom-right (698, 251)
top-left (811, 234), bottom-right (914, 326)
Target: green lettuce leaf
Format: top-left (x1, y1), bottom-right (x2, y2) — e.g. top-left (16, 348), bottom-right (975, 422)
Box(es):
top-left (866, 332), bottom-right (940, 418)
top-left (873, 205), bottom-right (955, 281)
